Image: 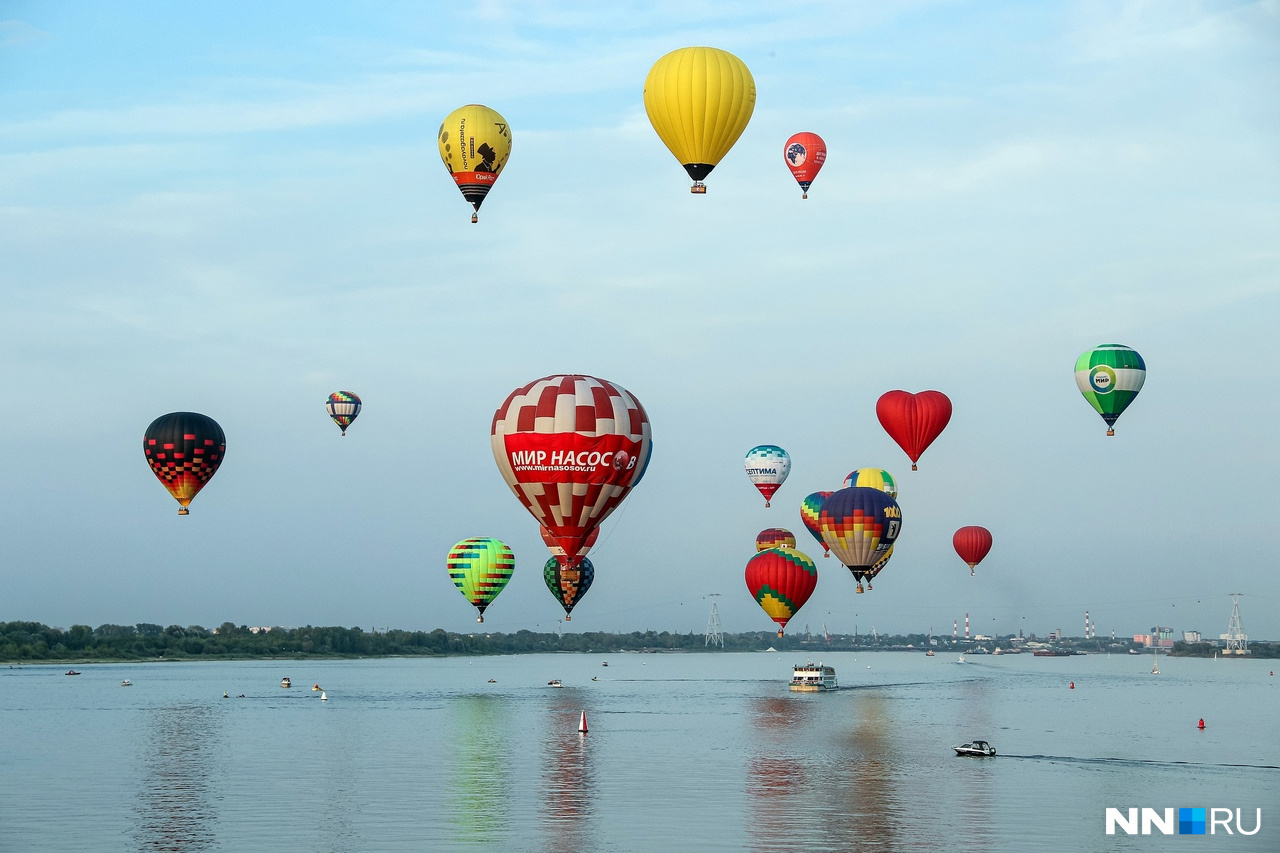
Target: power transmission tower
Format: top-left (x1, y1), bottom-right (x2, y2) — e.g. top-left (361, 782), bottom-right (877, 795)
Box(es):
top-left (1224, 593), bottom-right (1248, 655)
top-left (705, 594), bottom-right (724, 648)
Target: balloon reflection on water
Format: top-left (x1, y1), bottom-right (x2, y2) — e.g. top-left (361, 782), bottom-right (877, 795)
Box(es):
top-left (447, 695), bottom-right (513, 844)
top-left (540, 693), bottom-right (596, 853)
top-left (132, 703), bottom-right (222, 852)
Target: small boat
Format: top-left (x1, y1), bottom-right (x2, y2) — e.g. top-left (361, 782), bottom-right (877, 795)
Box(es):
top-left (65, 670), bottom-right (81, 676)
top-left (601, 662), bottom-right (608, 667)
top-left (312, 683), bottom-right (321, 691)
top-left (548, 679), bottom-right (563, 688)
top-left (281, 677), bottom-right (291, 688)
top-left (953, 740), bottom-right (996, 757)
top-left (955, 655), bottom-right (966, 664)
top-left (790, 662), bottom-right (837, 692)
top-left (487, 678), bottom-right (496, 683)
top-left (1152, 652), bottom-right (1161, 675)
top-left (121, 679), bottom-right (132, 687)
top-left (925, 650), bottom-right (935, 657)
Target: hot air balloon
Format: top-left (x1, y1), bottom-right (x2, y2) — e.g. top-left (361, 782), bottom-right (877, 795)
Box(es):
top-left (143, 412), bottom-right (226, 515)
top-left (756, 528), bottom-right (797, 552)
top-left (447, 537), bottom-right (515, 622)
top-left (783, 132), bottom-right (826, 199)
top-left (745, 445), bottom-right (790, 507)
top-left (745, 546), bottom-right (818, 638)
top-left (842, 468), bottom-right (898, 499)
top-left (540, 525), bottom-right (599, 561)
top-left (1075, 344), bottom-right (1146, 436)
top-left (643, 46), bottom-right (756, 193)
top-left (325, 391), bottom-right (361, 436)
top-left (820, 487), bottom-right (903, 594)
top-left (544, 555), bottom-right (594, 620)
top-left (953, 526), bottom-right (992, 576)
top-left (800, 491), bottom-right (833, 558)
top-left (491, 375), bottom-right (651, 567)
top-left (876, 390), bottom-right (952, 471)
top-left (438, 104), bottom-right (512, 223)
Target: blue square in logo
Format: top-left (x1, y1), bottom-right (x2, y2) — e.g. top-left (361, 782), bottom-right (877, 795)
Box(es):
top-left (1179, 808), bottom-right (1206, 835)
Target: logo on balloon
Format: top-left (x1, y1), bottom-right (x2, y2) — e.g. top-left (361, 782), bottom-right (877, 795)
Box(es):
top-left (612, 450), bottom-right (631, 472)
top-left (786, 143), bottom-right (807, 166)
top-left (1090, 365), bottom-right (1116, 394)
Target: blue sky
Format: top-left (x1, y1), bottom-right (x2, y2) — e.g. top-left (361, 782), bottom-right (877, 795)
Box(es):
top-left (2, 1), bottom-right (1277, 639)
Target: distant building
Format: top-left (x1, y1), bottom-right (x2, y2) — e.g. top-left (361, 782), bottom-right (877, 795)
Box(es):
top-left (249, 626), bottom-right (272, 634)
top-left (1183, 631), bottom-right (1202, 643)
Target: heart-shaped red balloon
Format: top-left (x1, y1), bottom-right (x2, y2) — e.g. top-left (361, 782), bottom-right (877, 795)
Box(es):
top-left (876, 390), bottom-right (952, 470)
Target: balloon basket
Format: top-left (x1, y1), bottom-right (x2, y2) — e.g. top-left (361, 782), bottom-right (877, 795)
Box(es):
top-left (177, 508), bottom-right (190, 516)
top-left (1106, 428), bottom-right (1115, 436)
top-left (690, 182), bottom-right (707, 194)
top-left (470, 213), bottom-right (478, 224)
top-left (565, 615), bottom-right (572, 622)
top-left (802, 191), bottom-right (808, 199)
top-left (911, 463), bottom-right (918, 471)
top-left (777, 629), bottom-right (784, 639)
top-left (477, 615), bottom-right (484, 623)
top-left (856, 585), bottom-right (864, 594)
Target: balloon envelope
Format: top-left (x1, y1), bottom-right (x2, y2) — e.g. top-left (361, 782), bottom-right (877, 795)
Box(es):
top-left (1074, 344), bottom-right (1145, 435)
top-left (755, 527), bottom-right (797, 552)
top-left (799, 491), bottom-right (833, 558)
top-left (953, 526), bottom-right (993, 575)
top-left (744, 546), bottom-right (817, 636)
top-left (491, 375), bottom-right (652, 567)
top-left (540, 525), bottom-right (599, 560)
top-left (783, 132), bottom-right (827, 197)
top-left (543, 555), bottom-right (594, 619)
top-left (447, 537), bottom-right (515, 622)
top-left (325, 391), bottom-right (361, 436)
top-left (876, 391), bottom-right (952, 470)
top-left (745, 445), bottom-right (790, 507)
top-left (842, 468), bottom-right (898, 499)
top-left (437, 104), bottom-right (512, 221)
top-left (643, 46), bottom-right (756, 190)
top-left (819, 487), bottom-right (903, 579)
top-left (143, 412), bottom-right (226, 515)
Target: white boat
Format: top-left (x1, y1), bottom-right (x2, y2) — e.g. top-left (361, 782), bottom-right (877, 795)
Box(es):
top-left (1151, 650), bottom-right (1161, 675)
top-left (120, 679), bottom-right (132, 687)
top-left (953, 740), bottom-right (996, 757)
top-left (790, 662), bottom-right (837, 692)
top-left (955, 655), bottom-right (966, 664)
top-left (281, 677), bottom-right (291, 688)
top-left (548, 679), bottom-right (563, 688)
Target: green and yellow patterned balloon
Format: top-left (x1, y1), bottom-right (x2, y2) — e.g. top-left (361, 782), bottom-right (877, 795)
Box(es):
top-left (447, 538), bottom-right (515, 623)
top-left (1075, 344), bottom-right (1146, 436)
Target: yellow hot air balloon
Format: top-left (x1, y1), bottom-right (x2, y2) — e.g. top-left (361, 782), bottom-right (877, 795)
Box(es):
top-left (437, 104), bottom-right (512, 223)
top-left (643, 47), bottom-right (756, 193)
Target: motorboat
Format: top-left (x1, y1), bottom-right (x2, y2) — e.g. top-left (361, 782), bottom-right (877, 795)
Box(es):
top-left (602, 662), bottom-right (608, 667)
top-left (955, 655), bottom-right (966, 664)
top-left (281, 677), bottom-right (291, 688)
top-left (925, 650), bottom-right (935, 657)
top-left (312, 683), bottom-right (321, 691)
top-left (548, 679), bottom-right (563, 688)
top-left (121, 679), bottom-right (132, 687)
top-left (65, 670), bottom-right (81, 676)
top-left (953, 740), bottom-right (996, 757)
top-left (790, 662), bottom-right (837, 692)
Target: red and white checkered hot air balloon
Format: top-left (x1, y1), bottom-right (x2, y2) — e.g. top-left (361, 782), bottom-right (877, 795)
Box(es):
top-left (491, 375), bottom-right (652, 567)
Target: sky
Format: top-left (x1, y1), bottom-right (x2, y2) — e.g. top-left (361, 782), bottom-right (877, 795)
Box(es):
top-left (2, 1), bottom-right (1278, 640)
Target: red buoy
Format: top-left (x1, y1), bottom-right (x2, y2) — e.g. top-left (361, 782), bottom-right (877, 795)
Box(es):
top-left (1069, 681), bottom-right (1075, 689)
top-left (578, 710), bottom-right (588, 734)
top-left (1198, 718), bottom-right (1205, 730)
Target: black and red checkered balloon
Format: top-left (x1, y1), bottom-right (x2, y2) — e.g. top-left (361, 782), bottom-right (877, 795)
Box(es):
top-left (143, 412), bottom-right (225, 515)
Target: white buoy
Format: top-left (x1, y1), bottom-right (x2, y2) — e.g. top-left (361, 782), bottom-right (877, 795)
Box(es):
top-left (578, 710), bottom-right (588, 734)
top-left (320, 691), bottom-right (327, 701)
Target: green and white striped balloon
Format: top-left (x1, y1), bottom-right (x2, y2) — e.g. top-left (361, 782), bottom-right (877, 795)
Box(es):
top-left (1075, 344), bottom-right (1145, 435)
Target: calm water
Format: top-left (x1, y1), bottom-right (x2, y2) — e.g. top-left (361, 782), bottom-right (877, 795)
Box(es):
top-left (2, 651), bottom-right (1277, 851)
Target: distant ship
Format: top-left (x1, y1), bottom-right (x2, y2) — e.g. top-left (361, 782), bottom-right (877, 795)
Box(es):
top-left (790, 662), bottom-right (837, 692)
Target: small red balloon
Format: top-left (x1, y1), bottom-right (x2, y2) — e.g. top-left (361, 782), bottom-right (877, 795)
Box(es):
top-left (953, 526), bottom-right (993, 575)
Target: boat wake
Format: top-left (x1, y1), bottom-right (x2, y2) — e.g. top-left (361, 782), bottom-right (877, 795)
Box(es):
top-left (1001, 754), bottom-right (1280, 772)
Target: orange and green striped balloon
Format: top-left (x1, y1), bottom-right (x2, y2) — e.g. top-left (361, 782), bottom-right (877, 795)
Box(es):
top-left (447, 538), bottom-right (514, 623)
top-left (745, 546), bottom-right (818, 638)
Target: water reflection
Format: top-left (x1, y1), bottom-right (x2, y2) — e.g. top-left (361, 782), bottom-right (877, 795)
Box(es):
top-left (132, 703), bottom-right (222, 851)
top-left (447, 694), bottom-right (513, 845)
top-left (840, 692), bottom-right (900, 850)
top-left (956, 677), bottom-right (996, 851)
top-left (747, 695), bottom-right (813, 853)
top-left (539, 695), bottom-right (596, 853)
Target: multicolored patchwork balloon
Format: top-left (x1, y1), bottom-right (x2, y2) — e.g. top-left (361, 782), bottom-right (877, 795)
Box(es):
top-left (143, 412), bottom-right (226, 515)
top-left (491, 375), bottom-right (652, 568)
top-left (325, 391), bottom-right (361, 436)
top-left (820, 486), bottom-right (903, 593)
top-left (1075, 344), bottom-right (1145, 436)
top-left (447, 537), bottom-right (515, 623)
top-left (756, 527), bottom-right (797, 552)
top-left (438, 104), bottom-right (512, 223)
top-left (744, 546), bottom-right (818, 638)
top-left (783, 132), bottom-right (827, 198)
top-left (745, 445), bottom-right (791, 507)
top-left (842, 467), bottom-right (898, 499)
top-left (953, 526), bottom-right (993, 576)
top-left (543, 556), bottom-right (594, 620)
top-left (800, 491), bottom-right (834, 558)
top-left (876, 390), bottom-right (952, 471)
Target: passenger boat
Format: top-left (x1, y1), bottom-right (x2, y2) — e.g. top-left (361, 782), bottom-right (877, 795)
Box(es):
top-left (790, 662), bottom-right (837, 692)
top-left (281, 677), bottom-right (291, 688)
top-left (953, 740), bottom-right (996, 757)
